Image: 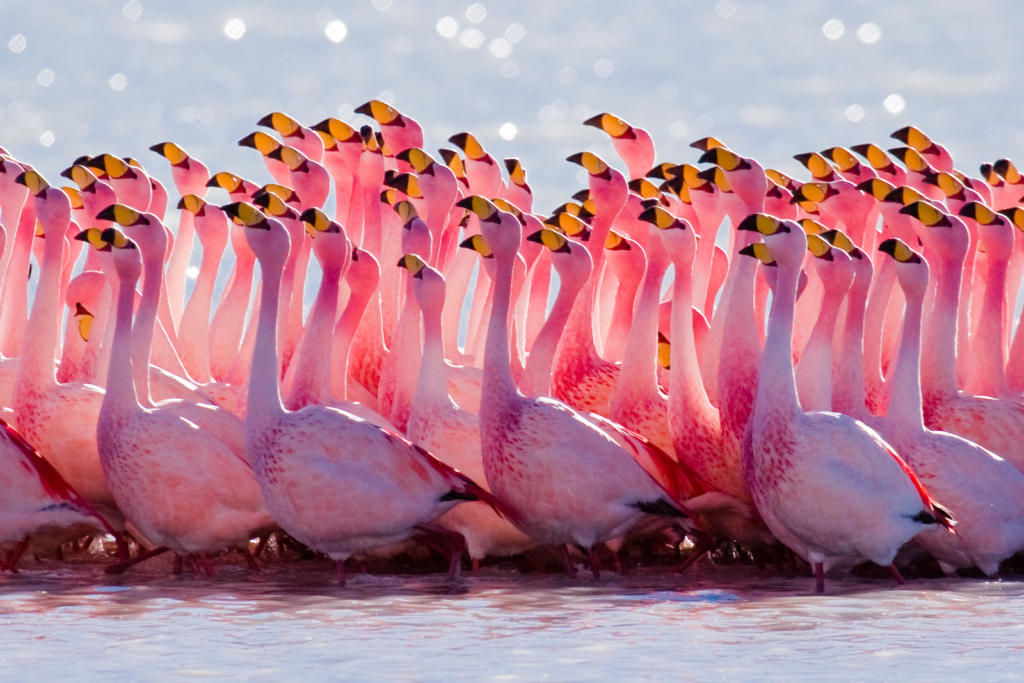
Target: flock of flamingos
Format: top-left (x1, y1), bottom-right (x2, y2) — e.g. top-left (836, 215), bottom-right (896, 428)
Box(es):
top-left (1, 101), bottom-right (1023, 592)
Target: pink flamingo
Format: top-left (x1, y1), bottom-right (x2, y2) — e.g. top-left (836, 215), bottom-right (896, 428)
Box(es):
top-left (739, 213), bottom-right (954, 593)
top-left (875, 237), bottom-right (1024, 575)
top-left (460, 195), bottom-right (691, 578)
top-left (226, 200), bottom-right (505, 584)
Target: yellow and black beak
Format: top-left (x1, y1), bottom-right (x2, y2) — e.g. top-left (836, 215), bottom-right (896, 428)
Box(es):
top-left (855, 178), bottom-right (896, 201)
top-left (959, 202), bottom-right (1000, 225)
top-left (149, 141), bottom-right (190, 167)
top-left (505, 158), bottom-right (528, 186)
top-left (698, 147), bottom-right (750, 171)
top-left (993, 159), bottom-right (1023, 185)
top-left (737, 213), bottom-right (790, 235)
top-left (99, 226), bottom-right (134, 249)
top-left (458, 233), bottom-right (494, 258)
top-left (890, 125), bottom-right (936, 154)
top-left (998, 207), bottom-right (1024, 231)
top-left (356, 100), bottom-right (403, 126)
top-left (879, 237), bottom-right (923, 263)
top-left (820, 146), bottom-right (860, 172)
top-left (544, 212), bottom-right (591, 241)
top-left (793, 152), bottom-right (835, 180)
top-left (737, 242), bottom-right (777, 266)
top-left (177, 194), bottom-right (207, 216)
top-left (638, 205), bottom-right (684, 230)
top-left (455, 195), bottom-right (500, 222)
top-left (449, 132), bottom-right (490, 162)
top-left (300, 207), bottom-right (340, 237)
top-left (96, 203), bottom-right (148, 227)
top-left (384, 172), bottom-right (423, 198)
top-left (583, 112), bottom-right (635, 139)
top-left (396, 253), bottom-right (428, 278)
top-left (790, 181), bottom-right (835, 204)
top-left (646, 162), bottom-right (677, 181)
top-left (221, 201), bottom-right (270, 230)
top-left (397, 148), bottom-right (435, 174)
top-left (15, 169), bottom-right (49, 195)
top-left (526, 228), bottom-right (572, 253)
top-left (74, 227), bottom-right (110, 251)
top-left (689, 136), bottom-right (726, 152)
top-left (206, 171), bottom-right (244, 192)
top-left (883, 186), bottom-right (925, 206)
top-left (238, 131), bottom-right (282, 156)
top-left (898, 200), bottom-right (953, 227)
top-left (566, 151), bottom-right (611, 178)
top-left (258, 112), bottom-right (301, 137)
top-left (851, 143), bottom-right (895, 171)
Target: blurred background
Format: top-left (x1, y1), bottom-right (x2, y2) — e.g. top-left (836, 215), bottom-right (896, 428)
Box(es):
top-left (2, 0), bottom-right (1022, 213)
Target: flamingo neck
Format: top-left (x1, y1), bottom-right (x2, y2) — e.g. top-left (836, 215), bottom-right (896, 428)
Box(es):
top-left (414, 298), bottom-right (450, 409)
top-left (247, 257), bottom-right (287, 426)
top-left (798, 277), bottom-right (844, 411)
top-left (613, 247), bottom-right (667, 407)
top-left (832, 270), bottom-right (870, 418)
top-left (754, 258), bottom-right (802, 423)
top-left (922, 254), bottom-right (962, 399)
top-left (178, 236), bottom-right (224, 383)
top-left (165, 209), bottom-right (194, 326)
top-left (521, 271), bottom-right (581, 396)
top-left (886, 283), bottom-right (926, 432)
top-left (20, 230), bottom-right (64, 390)
top-left (669, 251), bottom-right (715, 411)
top-left (130, 244), bottom-right (167, 405)
top-left (103, 270), bottom-right (141, 423)
top-left (331, 277), bottom-right (375, 401)
top-left (972, 254), bottom-right (1008, 396)
top-left (285, 261), bottom-right (342, 408)
top-left (481, 252), bottom-right (520, 419)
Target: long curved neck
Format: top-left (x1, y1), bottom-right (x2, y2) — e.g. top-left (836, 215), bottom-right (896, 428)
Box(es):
top-left (613, 245), bottom-right (667, 407)
top-left (481, 251), bottom-right (519, 421)
top-left (754, 257), bottom-right (802, 424)
top-left (247, 257), bottom-right (287, 427)
top-left (208, 249), bottom-right (255, 381)
top-left (178, 235), bottom-right (225, 383)
top-left (670, 249), bottom-right (714, 412)
top-left (922, 253), bottom-right (963, 399)
top-left (0, 200), bottom-right (36, 356)
top-left (103, 270), bottom-right (141, 423)
top-left (414, 298), bottom-right (451, 409)
top-left (165, 209), bottom-right (194, 329)
top-left (285, 261), bottom-right (342, 408)
top-left (131, 242), bottom-right (167, 405)
top-left (832, 268), bottom-right (870, 418)
top-left (971, 253), bottom-right (1008, 396)
top-left (797, 276), bottom-right (844, 412)
top-left (520, 269), bottom-right (581, 396)
top-left (20, 229), bottom-right (64, 390)
top-left (331, 276), bottom-right (375, 401)
top-left (886, 282), bottom-right (925, 431)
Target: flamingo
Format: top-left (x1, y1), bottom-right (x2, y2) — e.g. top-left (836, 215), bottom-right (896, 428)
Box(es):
top-left (738, 212), bottom-right (953, 593)
top-left (459, 195), bottom-right (691, 578)
top-left (95, 228), bottom-right (272, 574)
top-left (225, 200), bottom-right (506, 584)
top-left (875, 237), bottom-right (1024, 575)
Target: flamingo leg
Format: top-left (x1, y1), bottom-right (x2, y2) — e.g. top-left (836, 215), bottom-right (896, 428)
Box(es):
top-left (814, 561), bottom-right (825, 594)
top-left (335, 559), bottom-right (347, 587)
top-left (241, 548), bottom-right (260, 573)
top-left (888, 564), bottom-right (906, 585)
top-left (587, 546), bottom-right (602, 580)
top-left (414, 523), bottom-right (466, 579)
top-left (558, 545), bottom-right (578, 579)
top-left (105, 546), bottom-right (170, 574)
top-left (677, 533), bottom-right (719, 573)
top-left (3, 539), bottom-right (29, 572)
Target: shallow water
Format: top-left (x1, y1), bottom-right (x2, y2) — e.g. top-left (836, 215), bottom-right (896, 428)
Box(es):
top-left (2, 559), bottom-right (1022, 680)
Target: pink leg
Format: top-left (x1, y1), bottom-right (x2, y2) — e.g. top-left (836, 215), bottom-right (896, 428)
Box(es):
top-left (814, 561), bottom-right (825, 594)
top-left (587, 547), bottom-right (602, 580)
top-left (471, 558), bottom-right (480, 574)
top-left (253, 534), bottom-right (270, 559)
top-left (4, 539), bottom-right (29, 573)
top-left (414, 524), bottom-right (466, 580)
top-left (172, 554), bottom-right (183, 575)
top-left (242, 548), bottom-right (260, 573)
top-left (558, 545), bottom-right (578, 579)
top-left (105, 546), bottom-right (170, 575)
top-left (888, 564), bottom-right (906, 585)
top-left (335, 559), bottom-right (347, 587)
top-left (677, 533), bottom-right (719, 573)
